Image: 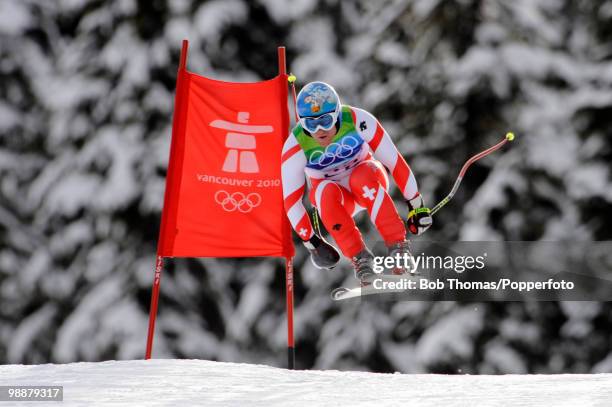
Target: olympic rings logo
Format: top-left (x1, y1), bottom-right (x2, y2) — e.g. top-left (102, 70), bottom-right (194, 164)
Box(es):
top-left (309, 136), bottom-right (360, 167)
top-left (214, 190), bottom-right (262, 213)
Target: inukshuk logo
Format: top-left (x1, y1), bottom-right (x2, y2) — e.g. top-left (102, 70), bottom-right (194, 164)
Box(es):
top-left (209, 111), bottom-right (273, 173)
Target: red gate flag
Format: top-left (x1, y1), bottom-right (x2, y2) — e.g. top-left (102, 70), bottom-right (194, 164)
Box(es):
top-left (158, 64), bottom-right (294, 258)
top-left (147, 43), bottom-right (296, 367)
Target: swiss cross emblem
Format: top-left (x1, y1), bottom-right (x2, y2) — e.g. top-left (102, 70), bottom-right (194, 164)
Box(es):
top-left (362, 186), bottom-right (376, 201)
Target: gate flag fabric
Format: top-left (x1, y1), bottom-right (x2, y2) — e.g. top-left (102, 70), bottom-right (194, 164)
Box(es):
top-left (158, 60), bottom-right (294, 258)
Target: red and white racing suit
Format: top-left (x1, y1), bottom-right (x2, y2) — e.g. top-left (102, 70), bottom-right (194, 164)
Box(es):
top-left (281, 106), bottom-right (420, 258)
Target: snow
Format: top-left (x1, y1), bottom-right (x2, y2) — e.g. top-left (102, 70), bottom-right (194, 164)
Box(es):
top-left (289, 17), bottom-right (358, 88)
top-left (34, 73), bottom-right (109, 113)
top-left (226, 265), bottom-right (273, 343)
top-left (20, 249), bottom-right (51, 293)
top-left (483, 340), bottom-right (528, 374)
top-left (85, 242), bottom-right (118, 282)
top-left (43, 172), bottom-right (100, 217)
top-left (164, 17), bottom-right (194, 47)
top-left (168, 0), bottom-right (191, 15)
top-left (505, 0), bottom-right (564, 45)
top-left (594, 354), bottom-right (612, 374)
top-left (412, 0), bottom-right (442, 19)
top-left (54, 277), bottom-right (127, 362)
top-left (259, 0), bottom-right (317, 23)
top-left (416, 307), bottom-right (484, 368)
top-left (7, 304), bottom-right (57, 363)
top-left (194, 0), bottom-right (248, 44)
top-left (0, 0), bottom-right (31, 35)
top-left (0, 102), bottom-right (19, 132)
top-left (375, 41), bottom-right (413, 68)
top-left (0, 359), bottom-right (611, 406)
top-left (567, 164), bottom-right (611, 200)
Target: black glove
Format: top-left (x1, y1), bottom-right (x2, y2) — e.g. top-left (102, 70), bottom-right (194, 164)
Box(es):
top-left (406, 194), bottom-right (432, 235)
top-left (303, 234), bottom-right (340, 270)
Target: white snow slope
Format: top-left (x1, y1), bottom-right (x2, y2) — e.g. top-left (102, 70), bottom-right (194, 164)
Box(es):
top-left (1, 359), bottom-right (611, 407)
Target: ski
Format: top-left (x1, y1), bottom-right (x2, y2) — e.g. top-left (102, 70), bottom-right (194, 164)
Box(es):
top-left (331, 274), bottom-right (425, 301)
top-left (331, 286), bottom-right (366, 300)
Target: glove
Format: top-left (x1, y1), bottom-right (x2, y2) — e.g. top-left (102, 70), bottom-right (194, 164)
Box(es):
top-left (406, 194), bottom-right (432, 235)
top-left (303, 234), bottom-right (340, 270)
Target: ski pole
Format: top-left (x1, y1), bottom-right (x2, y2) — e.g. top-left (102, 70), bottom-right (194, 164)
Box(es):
top-left (288, 74), bottom-right (325, 236)
top-left (430, 132), bottom-right (515, 216)
top-left (288, 73), bottom-right (299, 122)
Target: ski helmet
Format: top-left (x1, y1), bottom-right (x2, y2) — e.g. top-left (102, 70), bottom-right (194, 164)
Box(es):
top-left (296, 81), bottom-right (341, 133)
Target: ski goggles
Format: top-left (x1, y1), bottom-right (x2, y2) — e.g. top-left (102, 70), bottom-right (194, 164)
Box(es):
top-left (300, 109), bottom-right (339, 133)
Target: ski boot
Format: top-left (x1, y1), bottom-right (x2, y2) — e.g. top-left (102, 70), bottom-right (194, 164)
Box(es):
top-left (351, 248), bottom-right (375, 287)
top-left (303, 234), bottom-right (340, 270)
top-left (386, 240), bottom-right (418, 275)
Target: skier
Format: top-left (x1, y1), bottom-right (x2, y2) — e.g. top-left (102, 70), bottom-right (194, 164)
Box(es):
top-left (281, 82), bottom-right (432, 285)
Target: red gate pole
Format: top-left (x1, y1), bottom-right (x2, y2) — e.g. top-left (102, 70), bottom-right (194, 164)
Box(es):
top-left (145, 40), bottom-right (189, 359)
top-left (278, 46), bottom-right (295, 369)
top-left (285, 257), bottom-right (295, 369)
top-left (145, 255), bottom-right (164, 359)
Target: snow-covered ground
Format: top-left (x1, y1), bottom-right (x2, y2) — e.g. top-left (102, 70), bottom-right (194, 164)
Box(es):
top-left (1, 359), bottom-right (611, 406)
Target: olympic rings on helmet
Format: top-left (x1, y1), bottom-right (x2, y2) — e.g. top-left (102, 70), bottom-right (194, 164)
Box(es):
top-left (308, 136), bottom-right (360, 167)
top-left (214, 190), bottom-right (262, 213)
